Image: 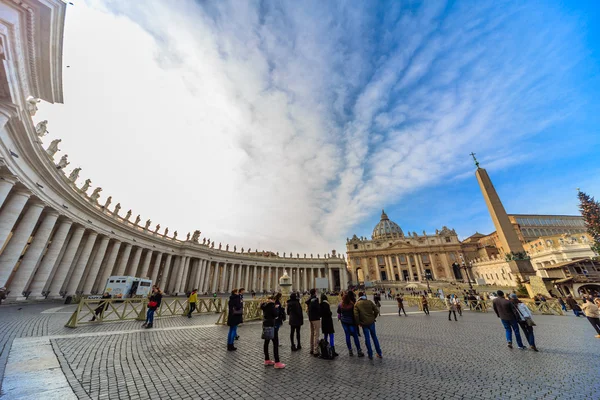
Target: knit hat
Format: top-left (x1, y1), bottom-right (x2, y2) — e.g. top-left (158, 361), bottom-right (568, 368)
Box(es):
top-left (509, 294), bottom-right (518, 299)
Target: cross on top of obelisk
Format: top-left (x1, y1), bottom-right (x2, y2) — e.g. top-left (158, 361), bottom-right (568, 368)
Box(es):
top-left (469, 152), bottom-right (480, 168)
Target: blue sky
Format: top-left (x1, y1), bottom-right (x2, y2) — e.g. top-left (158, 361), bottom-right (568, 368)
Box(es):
top-left (39, 0), bottom-right (600, 253)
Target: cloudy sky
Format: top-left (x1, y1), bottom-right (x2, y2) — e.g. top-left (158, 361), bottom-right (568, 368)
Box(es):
top-left (37, 0), bottom-right (600, 255)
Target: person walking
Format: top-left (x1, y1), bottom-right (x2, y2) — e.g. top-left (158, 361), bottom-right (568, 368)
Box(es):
top-left (306, 289), bottom-right (321, 357)
top-left (565, 295), bottom-right (584, 317)
top-left (354, 291), bottom-right (382, 360)
top-left (337, 293), bottom-right (364, 357)
top-left (421, 295), bottom-right (430, 315)
top-left (492, 290), bottom-right (525, 349)
top-left (90, 292), bottom-right (112, 322)
top-left (260, 296), bottom-right (285, 368)
top-left (454, 295), bottom-right (462, 316)
top-left (396, 294), bottom-right (407, 316)
top-left (373, 291), bottom-right (382, 308)
top-left (580, 298), bottom-right (600, 338)
top-left (286, 292), bottom-right (303, 351)
top-left (320, 293), bottom-right (338, 357)
top-left (446, 295), bottom-right (458, 321)
top-left (558, 297), bottom-right (567, 312)
top-left (143, 286), bottom-right (163, 329)
top-left (509, 294), bottom-right (538, 351)
top-left (227, 289), bottom-right (243, 351)
top-left (187, 289), bottom-right (198, 318)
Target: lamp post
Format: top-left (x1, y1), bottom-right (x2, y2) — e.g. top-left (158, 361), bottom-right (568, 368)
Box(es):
top-left (462, 261), bottom-right (473, 290)
top-left (422, 269), bottom-right (431, 292)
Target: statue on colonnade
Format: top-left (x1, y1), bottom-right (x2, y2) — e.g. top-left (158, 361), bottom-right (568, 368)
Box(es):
top-left (90, 187), bottom-right (102, 202)
top-left (219, 243), bottom-right (222, 250)
top-left (155, 224), bottom-right (160, 233)
top-left (164, 227), bottom-right (169, 236)
top-left (46, 139), bottom-right (61, 157)
top-left (56, 154), bottom-right (69, 169)
top-left (26, 96), bottom-right (40, 116)
top-left (202, 238), bottom-right (206, 245)
top-left (211, 242), bottom-right (214, 248)
top-left (35, 120), bottom-right (48, 137)
top-left (173, 231), bottom-right (178, 239)
top-left (125, 210), bottom-right (132, 221)
top-left (241, 247), bottom-right (244, 253)
top-left (234, 245), bottom-right (236, 252)
top-left (113, 203), bottom-right (121, 216)
top-left (134, 215), bottom-right (141, 225)
top-left (68, 167), bottom-right (81, 182)
top-left (191, 230), bottom-right (200, 243)
top-left (186, 232), bottom-right (190, 241)
top-left (81, 179), bottom-right (91, 192)
top-left (226, 244), bottom-right (229, 251)
top-left (103, 196), bottom-right (112, 209)
top-left (145, 219), bottom-right (151, 230)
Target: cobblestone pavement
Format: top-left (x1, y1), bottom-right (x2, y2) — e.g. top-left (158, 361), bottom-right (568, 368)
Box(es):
top-left (1, 300), bottom-right (599, 399)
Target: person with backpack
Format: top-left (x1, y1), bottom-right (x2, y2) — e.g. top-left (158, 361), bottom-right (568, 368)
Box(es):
top-left (319, 293), bottom-right (338, 357)
top-left (338, 292), bottom-right (364, 357)
top-left (227, 289), bottom-right (243, 351)
top-left (287, 292), bottom-right (303, 351)
top-left (354, 291), bottom-right (382, 360)
top-left (396, 294), bottom-right (407, 316)
top-left (260, 296), bottom-right (285, 369)
top-left (306, 289), bottom-right (321, 357)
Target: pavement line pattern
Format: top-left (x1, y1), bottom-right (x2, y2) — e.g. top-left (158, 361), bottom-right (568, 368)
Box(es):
top-left (0, 337), bottom-right (76, 400)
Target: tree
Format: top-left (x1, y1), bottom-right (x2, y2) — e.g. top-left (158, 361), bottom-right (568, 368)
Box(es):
top-left (578, 189), bottom-right (600, 255)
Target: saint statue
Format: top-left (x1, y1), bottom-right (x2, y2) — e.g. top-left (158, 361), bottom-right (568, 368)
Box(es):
top-left (125, 210), bottom-right (132, 221)
top-left (35, 120), bottom-right (48, 137)
top-left (283, 252), bottom-right (286, 257)
top-left (164, 227), bottom-right (169, 236)
top-left (144, 219), bottom-right (151, 230)
top-left (155, 224), bottom-right (160, 233)
top-left (317, 254), bottom-right (320, 258)
top-left (26, 96), bottom-right (40, 116)
top-left (202, 238), bottom-right (206, 245)
top-left (46, 139), bottom-right (61, 157)
top-left (134, 215), bottom-right (141, 225)
top-left (191, 230), bottom-right (200, 243)
top-left (211, 242), bottom-right (214, 248)
top-left (113, 203), bottom-right (121, 216)
top-left (103, 196), bottom-right (112, 209)
top-left (56, 154), bottom-right (69, 169)
top-left (90, 187), bottom-right (102, 202)
top-left (81, 179), bottom-right (91, 192)
top-left (219, 242), bottom-right (222, 250)
top-left (173, 231), bottom-right (178, 239)
top-left (310, 254), bottom-right (313, 258)
top-left (233, 245), bottom-right (236, 252)
top-left (304, 253), bottom-right (306, 258)
top-left (68, 167), bottom-right (81, 182)
top-left (186, 232), bottom-right (191, 241)
top-left (226, 244), bottom-right (229, 251)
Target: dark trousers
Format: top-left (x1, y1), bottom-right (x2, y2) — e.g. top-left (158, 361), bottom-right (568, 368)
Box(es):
top-left (264, 327), bottom-right (280, 362)
top-left (587, 317), bottom-right (600, 334)
top-left (290, 325), bottom-right (301, 347)
top-left (448, 310), bottom-right (457, 321)
top-left (423, 305), bottom-right (429, 315)
top-left (456, 305), bottom-right (462, 316)
top-left (398, 306), bottom-right (406, 316)
top-left (188, 302), bottom-right (196, 317)
top-left (518, 321), bottom-right (536, 347)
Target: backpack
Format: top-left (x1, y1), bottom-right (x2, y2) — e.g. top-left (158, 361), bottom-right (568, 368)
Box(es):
top-left (317, 339), bottom-right (333, 360)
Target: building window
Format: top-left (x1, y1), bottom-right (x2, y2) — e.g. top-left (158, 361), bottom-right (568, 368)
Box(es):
top-left (353, 244), bottom-right (358, 249)
top-left (445, 237), bottom-right (451, 243)
top-left (421, 254), bottom-right (429, 263)
top-left (377, 256), bottom-right (385, 265)
top-left (399, 255), bottom-right (407, 263)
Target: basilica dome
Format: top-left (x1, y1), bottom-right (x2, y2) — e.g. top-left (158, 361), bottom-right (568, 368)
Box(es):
top-left (372, 210), bottom-right (404, 240)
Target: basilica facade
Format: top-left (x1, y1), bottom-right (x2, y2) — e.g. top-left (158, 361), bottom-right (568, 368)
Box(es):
top-left (346, 211), bottom-right (464, 285)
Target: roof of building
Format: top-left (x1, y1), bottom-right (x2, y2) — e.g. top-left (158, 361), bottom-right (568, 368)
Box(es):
top-left (540, 258), bottom-right (596, 270)
top-left (372, 210), bottom-right (404, 240)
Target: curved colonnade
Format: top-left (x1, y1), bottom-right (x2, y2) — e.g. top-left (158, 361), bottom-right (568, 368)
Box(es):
top-left (0, 0), bottom-right (348, 300)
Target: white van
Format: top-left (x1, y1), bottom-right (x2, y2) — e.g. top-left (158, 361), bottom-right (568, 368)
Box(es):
top-left (103, 276), bottom-right (152, 298)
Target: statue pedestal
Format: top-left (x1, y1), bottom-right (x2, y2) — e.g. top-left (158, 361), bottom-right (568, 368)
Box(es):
top-left (279, 270), bottom-right (292, 295)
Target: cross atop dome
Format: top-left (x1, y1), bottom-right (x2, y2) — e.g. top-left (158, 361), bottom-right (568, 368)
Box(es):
top-left (381, 209), bottom-right (389, 220)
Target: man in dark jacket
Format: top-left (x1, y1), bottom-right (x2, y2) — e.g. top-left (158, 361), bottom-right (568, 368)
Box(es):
top-left (492, 290), bottom-right (524, 349)
top-left (354, 292), bottom-right (382, 359)
top-left (306, 289), bottom-right (321, 356)
top-left (287, 293), bottom-right (303, 351)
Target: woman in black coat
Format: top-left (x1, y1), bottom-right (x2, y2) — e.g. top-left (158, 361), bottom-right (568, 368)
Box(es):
top-left (227, 289), bottom-right (243, 351)
top-left (320, 293), bottom-right (338, 357)
top-left (286, 292), bottom-right (303, 351)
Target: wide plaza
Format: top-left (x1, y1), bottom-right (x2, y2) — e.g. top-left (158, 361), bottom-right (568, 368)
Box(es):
top-left (0, 299), bottom-right (598, 400)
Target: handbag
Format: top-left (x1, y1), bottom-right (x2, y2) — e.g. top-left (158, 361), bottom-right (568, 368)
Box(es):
top-left (232, 307), bottom-right (243, 315)
top-left (148, 301), bottom-right (158, 308)
top-left (261, 326), bottom-right (274, 340)
top-left (525, 317), bottom-right (536, 327)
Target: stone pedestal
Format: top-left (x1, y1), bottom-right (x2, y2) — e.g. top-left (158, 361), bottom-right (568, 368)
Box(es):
top-left (279, 270), bottom-right (292, 295)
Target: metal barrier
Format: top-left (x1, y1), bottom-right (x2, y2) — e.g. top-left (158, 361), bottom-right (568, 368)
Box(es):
top-left (65, 297), bottom-right (222, 328)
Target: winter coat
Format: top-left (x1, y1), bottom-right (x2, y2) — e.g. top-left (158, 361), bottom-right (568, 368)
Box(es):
top-left (581, 301), bottom-right (600, 318)
top-left (445, 298), bottom-right (456, 311)
top-left (492, 297), bottom-right (518, 321)
top-left (148, 292), bottom-right (162, 310)
top-left (227, 294), bottom-right (243, 326)
top-left (286, 298), bottom-right (304, 326)
top-left (261, 301), bottom-right (277, 327)
top-left (306, 295), bottom-right (321, 321)
top-left (353, 298), bottom-right (379, 326)
top-left (566, 297), bottom-right (581, 311)
top-left (515, 302), bottom-right (533, 321)
top-left (320, 301), bottom-right (335, 334)
top-left (337, 302), bottom-right (356, 325)
top-left (274, 299), bottom-right (284, 326)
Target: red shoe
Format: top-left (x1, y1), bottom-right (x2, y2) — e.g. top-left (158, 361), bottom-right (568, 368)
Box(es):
top-left (264, 360), bottom-right (275, 366)
top-left (274, 362), bottom-right (286, 369)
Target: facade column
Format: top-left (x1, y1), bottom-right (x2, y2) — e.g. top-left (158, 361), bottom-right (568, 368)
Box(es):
top-left (158, 254), bottom-right (172, 289)
top-left (243, 265), bottom-right (250, 290)
top-left (258, 266), bottom-right (264, 293)
top-left (210, 262), bottom-right (219, 293)
top-left (227, 263), bottom-right (234, 292)
top-left (0, 199), bottom-right (45, 288)
top-left (95, 240), bottom-right (121, 293)
top-left (199, 260), bottom-right (208, 293)
top-left (6, 210), bottom-right (59, 298)
top-left (191, 259), bottom-right (201, 290)
top-left (114, 243), bottom-right (132, 276)
top-left (150, 252), bottom-right (162, 284)
top-left (180, 257), bottom-right (192, 292)
top-left (265, 267), bottom-right (270, 291)
top-left (339, 267), bottom-right (346, 289)
top-left (303, 267), bottom-right (308, 292)
top-left (328, 268), bottom-right (334, 291)
top-left (81, 236), bottom-right (110, 294)
top-left (173, 256), bottom-right (188, 294)
top-left (47, 226), bottom-right (85, 297)
top-left (139, 249), bottom-right (153, 279)
top-left (416, 253), bottom-right (425, 280)
top-left (309, 268), bottom-right (314, 289)
top-left (65, 231), bottom-right (98, 295)
top-left (126, 246), bottom-right (143, 276)
top-left (219, 263), bottom-right (228, 293)
top-left (167, 256), bottom-right (181, 294)
top-left (236, 263), bottom-right (242, 289)
top-left (250, 265), bottom-right (256, 291)
top-left (0, 189), bottom-right (31, 250)
top-left (0, 176), bottom-right (18, 209)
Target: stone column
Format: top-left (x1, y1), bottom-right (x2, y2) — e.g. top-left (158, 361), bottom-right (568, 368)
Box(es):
top-left (96, 241), bottom-right (122, 292)
top-left (258, 266), bottom-right (264, 293)
top-left (243, 265), bottom-right (250, 290)
top-left (309, 268), bottom-right (314, 289)
top-left (236, 263), bottom-right (242, 289)
top-left (328, 268), bottom-right (334, 291)
top-left (199, 260), bottom-right (208, 293)
top-left (65, 231), bottom-right (98, 295)
top-left (6, 210), bottom-right (59, 298)
top-left (340, 267), bottom-right (347, 289)
top-left (0, 189), bottom-right (31, 250)
top-left (219, 263), bottom-right (228, 293)
top-left (210, 262), bottom-right (219, 293)
top-left (47, 226), bottom-right (85, 297)
top-left (126, 246), bottom-right (143, 276)
top-left (158, 254), bottom-right (173, 289)
top-left (114, 243), bottom-right (132, 276)
top-left (303, 267), bottom-right (308, 292)
top-left (139, 250), bottom-right (153, 279)
top-left (178, 257), bottom-right (190, 293)
top-left (250, 265), bottom-right (256, 291)
top-left (0, 199), bottom-right (46, 289)
top-left (81, 236), bottom-right (110, 294)
top-left (264, 266), bottom-right (270, 291)
top-left (173, 256), bottom-right (187, 294)
top-left (0, 176), bottom-right (18, 209)
top-left (150, 252), bottom-right (162, 284)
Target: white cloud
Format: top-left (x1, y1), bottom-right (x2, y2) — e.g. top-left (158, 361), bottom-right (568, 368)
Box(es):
top-left (36, 0), bottom-right (585, 254)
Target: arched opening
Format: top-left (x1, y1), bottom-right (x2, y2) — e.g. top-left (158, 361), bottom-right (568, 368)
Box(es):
top-left (452, 263), bottom-right (463, 280)
top-left (355, 267), bottom-right (364, 283)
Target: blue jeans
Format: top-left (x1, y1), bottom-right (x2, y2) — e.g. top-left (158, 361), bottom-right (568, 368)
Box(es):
top-left (342, 323), bottom-right (361, 351)
top-left (324, 333), bottom-right (334, 346)
top-left (501, 319), bottom-right (524, 347)
top-left (227, 325), bottom-right (238, 345)
top-left (361, 323), bottom-right (381, 357)
top-left (146, 308), bottom-right (155, 324)
top-left (561, 305), bottom-right (567, 312)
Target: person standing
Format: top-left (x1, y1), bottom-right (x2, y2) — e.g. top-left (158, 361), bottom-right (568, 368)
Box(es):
top-left (260, 296), bottom-right (285, 368)
top-left (187, 289), bottom-right (198, 318)
top-left (320, 293), bottom-right (338, 357)
top-left (306, 289), bottom-right (321, 357)
top-left (373, 291), bottom-right (381, 308)
top-left (227, 289), bottom-right (243, 351)
top-left (286, 293), bottom-right (303, 351)
top-left (354, 291), bottom-right (382, 360)
top-left (143, 286), bottom-right (163, 329)
top-left (337, 293), bottom-right (364, 357)
top-left (89, 292), bottom-right (112, 322)
top-left (492, 290), bottom-right (525, 349)
top-left (580, 298), bottom-right (600, 338)
top-left (421, 295), bottom-right (430, 315)
top-left (446, 295), bottom-right (458, 321)
top-left (558, 297), bottom-right (567, 312)
top-left (565, 295), bottom-right (584, 317)
top-left (396, 294), bottom-right (407, 316)
top-left (454, 295), bottom-right (462, 316)
top-left (509, 294), bottom-right (538, 351)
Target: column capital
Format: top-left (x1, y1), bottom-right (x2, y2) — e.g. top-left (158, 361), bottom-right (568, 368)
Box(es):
top-left (0, 175), bottom-right (19, 185)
